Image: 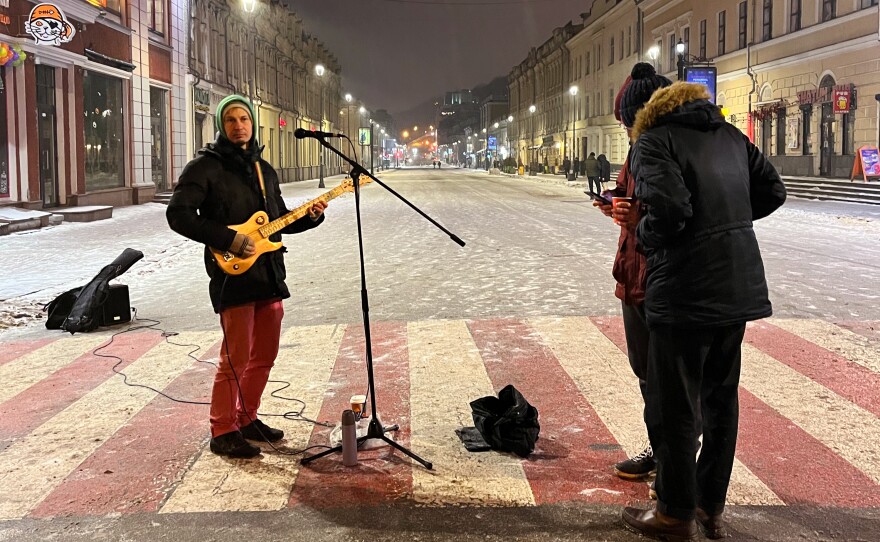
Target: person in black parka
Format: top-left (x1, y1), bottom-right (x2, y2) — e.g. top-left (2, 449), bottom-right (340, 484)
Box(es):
top-left (621, 81), bottom-right (785, 540)
top-left (167, 94), bottom-right (327, 459)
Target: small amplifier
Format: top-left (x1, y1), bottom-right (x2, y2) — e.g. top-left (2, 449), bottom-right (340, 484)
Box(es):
top-left (101, 283), bottom-right (131, 326)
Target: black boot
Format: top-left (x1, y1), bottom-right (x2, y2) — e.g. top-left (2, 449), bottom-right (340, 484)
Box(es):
top-left (240, 419), bottom-right (284, 442)
top-left (210, 430), bottom-right (261, 458)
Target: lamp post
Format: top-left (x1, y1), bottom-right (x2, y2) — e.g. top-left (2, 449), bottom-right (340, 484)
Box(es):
top-left (528, 104), bottom-right (536, 175)
top-left (569, 85), bottom-right (578, 180)
top-left (314, 63), bottom-right (325, 188)
top-left (676, 39), bottom-right (687, 81)
top-left (507, 115), bottom-right (514, 167)
top-left (242, 0), bottom-right (259, 135)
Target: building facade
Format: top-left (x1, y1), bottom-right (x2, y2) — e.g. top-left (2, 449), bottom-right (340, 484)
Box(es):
top-left (0, 0), bottom-right (187, 209)
top-left (186, 0), bottom-right (344, 183)
top-left (510, 0), bottom-right (880, 176)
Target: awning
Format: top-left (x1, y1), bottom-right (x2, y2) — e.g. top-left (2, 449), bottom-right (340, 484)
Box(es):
top-left (85, 48), bottom-right (136, 72)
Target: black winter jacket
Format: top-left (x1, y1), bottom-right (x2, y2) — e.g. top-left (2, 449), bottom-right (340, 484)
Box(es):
top-left (629, 83), bottom-right (786, 329)
top-left (166, 136), bottom-right (323, 312)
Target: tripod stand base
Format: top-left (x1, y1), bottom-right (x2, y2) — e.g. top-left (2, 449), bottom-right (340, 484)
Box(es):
top-left (301, 418), bottom-right (433, 470)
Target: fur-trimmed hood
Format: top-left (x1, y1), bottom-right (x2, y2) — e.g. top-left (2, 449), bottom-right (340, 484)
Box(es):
top-left (631, 82), bottom-right (725, 140)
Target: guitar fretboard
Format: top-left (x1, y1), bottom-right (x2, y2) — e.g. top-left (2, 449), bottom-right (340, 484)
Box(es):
top-left (257, 184), bottom-right (348, 238)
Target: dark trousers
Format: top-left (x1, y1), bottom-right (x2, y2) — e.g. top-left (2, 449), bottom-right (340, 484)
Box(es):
top-left (646, 323), bottom-right (746, 521)
top-left (588, 176), bottom-right (602, 193)
top-left (621, 302), bottom-right (649, 402)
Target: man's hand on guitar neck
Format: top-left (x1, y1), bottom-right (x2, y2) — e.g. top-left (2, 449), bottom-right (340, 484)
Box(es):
top-left (308, 201), bottom-right (328, 221)
top-left (229, 233), bottom-right (256, 258)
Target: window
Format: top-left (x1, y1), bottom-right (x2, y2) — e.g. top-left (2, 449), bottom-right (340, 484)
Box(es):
top-left (609, 37), bottom-right (614, 65)
top-left (763, 0), bottom-right (773, 40)
top-left (147, 0), bottom-right (165, 35)
top-left (683, 27), bottom-right (690, 57)
top-left (718, 11), bottom-right (726, 56)
top-left (738, 2), bottom-right (747, 49)
top-left (668, 34), bottom-right (676, 71)
top-left (776, 108), bottom-right (786, 156)
top-left (699, 19), bottom-right (707, 58)
top-left (801, 105), bottom-right (812, 154)
top-left (597, 45), bottom-right (602, 70)
top-left (609, 86), bottom-right (615, 114)
top-left (790, 0), bottom-right (801, 31)
top-left (627, 26), bottom-right (632, 57)
top-left (842, 111), bottom-right (855, 155)
top-left (586, 52), bottom-right (591, 74)
top-left (821, 0), bottom-right (835, 22)
top-left (620, 31), bottom-right (625, 60)
top-left (861, 0), bottom-right (878, 7)
top-left (83, 71), bottom-right (125, 191)
top-left (86, 0), bottom-right (122, 15)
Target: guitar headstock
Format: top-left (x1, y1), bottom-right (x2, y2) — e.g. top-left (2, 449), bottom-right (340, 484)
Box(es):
top-left (340, 175), bottom-right (373, 193)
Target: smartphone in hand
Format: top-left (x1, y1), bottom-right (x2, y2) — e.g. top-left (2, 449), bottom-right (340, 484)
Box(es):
top-left (588, 191), bottom-right (612, 205)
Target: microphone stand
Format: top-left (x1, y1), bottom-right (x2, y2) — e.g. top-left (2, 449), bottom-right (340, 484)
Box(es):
top-left (300, 135), bottom-right (465, 470)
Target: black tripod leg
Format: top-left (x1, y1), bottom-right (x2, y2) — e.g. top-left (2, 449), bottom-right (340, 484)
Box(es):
top-left (379, 435), bottom-right (433, 470)
top-left (300, 444), bottom-right (342, 465)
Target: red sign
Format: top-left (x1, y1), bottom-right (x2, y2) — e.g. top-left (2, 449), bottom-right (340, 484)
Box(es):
top-left (833, 89), bottom-right (851, 113)
top-left (279, 118), bottom-right (287, 127)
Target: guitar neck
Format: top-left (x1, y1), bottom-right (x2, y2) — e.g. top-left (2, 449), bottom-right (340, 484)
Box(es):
top-left (258, 185), bottom-right (346, 237)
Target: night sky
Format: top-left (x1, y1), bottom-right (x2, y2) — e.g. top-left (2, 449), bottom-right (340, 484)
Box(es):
top-left (289, 0), bottom-right (587, 119)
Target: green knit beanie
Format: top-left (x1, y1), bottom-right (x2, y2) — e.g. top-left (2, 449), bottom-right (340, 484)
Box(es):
top-left (215, 94), bottom-right (257, 140)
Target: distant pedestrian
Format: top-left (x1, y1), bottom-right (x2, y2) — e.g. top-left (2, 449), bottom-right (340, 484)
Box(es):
top-left (584, 152), bottom-right (600, 193)
top-left (597, 154), bottom-right (611, 189)
top-left (621, 80), bottom-right (786, 540)
top-left (563, 156), bottom-right (571, 176)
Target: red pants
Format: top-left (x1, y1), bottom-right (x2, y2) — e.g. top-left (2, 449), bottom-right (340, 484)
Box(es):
top-left (211, 299), bottom-right (284, 437)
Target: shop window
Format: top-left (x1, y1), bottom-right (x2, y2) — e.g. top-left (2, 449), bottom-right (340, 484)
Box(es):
top-left (842, 112), bottom-right (854, 155)
top-left (763, 0), bottom-right (773, 41)
top-left (718, 11), bottom-right (726, 56)
top-left (738, 2), bottom-right (747, 50)
top-left (775, 108), bottom-right (786, 156)
top-left (86, 0), bottom-right (122, 15)
top-left (147, 0), bottom-right (165, 36)
top-left (83, 71), bottom-right (125, 191)
top-left (801, 106), bottom-right (812, 155)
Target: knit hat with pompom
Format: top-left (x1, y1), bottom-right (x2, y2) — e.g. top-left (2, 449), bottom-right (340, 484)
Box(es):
top-left (619, 63), bottom-right (672, 128)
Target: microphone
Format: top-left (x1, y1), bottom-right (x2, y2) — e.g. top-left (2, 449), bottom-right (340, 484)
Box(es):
top-left (294, 127), bottom-right (343, 139)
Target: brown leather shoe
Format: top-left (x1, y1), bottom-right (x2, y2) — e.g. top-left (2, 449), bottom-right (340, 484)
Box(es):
top-left (622, 506), bottom-right (698, 541)
top-left (696, 508), bottom-right (728, 539)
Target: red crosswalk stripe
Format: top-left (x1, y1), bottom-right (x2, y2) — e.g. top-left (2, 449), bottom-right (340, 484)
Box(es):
top-left (0, 337), bottom-right (55, 366)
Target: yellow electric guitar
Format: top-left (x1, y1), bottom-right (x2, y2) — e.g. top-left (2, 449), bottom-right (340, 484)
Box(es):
top-left (211, 176), bottom-right (371, 275)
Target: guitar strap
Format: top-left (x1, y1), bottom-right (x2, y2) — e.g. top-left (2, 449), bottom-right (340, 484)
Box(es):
top-left (254, 161), bottom-right (268, 203)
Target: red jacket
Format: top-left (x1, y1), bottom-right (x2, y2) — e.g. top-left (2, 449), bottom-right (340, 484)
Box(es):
top-left (611, 159), bottom-right (647, 305)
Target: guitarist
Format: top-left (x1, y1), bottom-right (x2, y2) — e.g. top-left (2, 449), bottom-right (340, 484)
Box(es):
top-left (167, 94), bottom-right (328, 459)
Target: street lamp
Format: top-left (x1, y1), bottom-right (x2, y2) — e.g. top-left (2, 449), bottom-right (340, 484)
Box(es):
top-left (528, 104), bottom-right (536, 175)
top-left (676, 38), bottom-right (687, 81)
top-left (569, 85), bottom-right (578, 179)
top-left (315, 63), bottom-right (326, 188)
top-left (647, 44), bottom-right (660, 71)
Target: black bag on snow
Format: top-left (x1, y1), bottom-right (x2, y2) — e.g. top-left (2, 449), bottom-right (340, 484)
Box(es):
top-left (470, 384), bottom-right (540, 458)
top-left (44, 248), bottom-right (143, 334)
top-left (44, 287), bottom-right (83, 330)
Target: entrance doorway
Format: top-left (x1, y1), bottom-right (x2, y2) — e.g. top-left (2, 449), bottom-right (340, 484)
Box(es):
top-left (36, 65), bottom-right (59, 208)
top-left (820, 102), bottom-right (834, 176)
top-left (149, 87), bottom-right (168, 192)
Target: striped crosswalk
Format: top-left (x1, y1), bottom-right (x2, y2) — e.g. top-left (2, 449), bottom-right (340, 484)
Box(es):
top-left (0, 315), bottom-right (877, 519)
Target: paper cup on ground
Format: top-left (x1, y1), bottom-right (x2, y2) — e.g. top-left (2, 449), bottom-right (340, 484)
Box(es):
top-left (350, 394), bottom-right (366, 417)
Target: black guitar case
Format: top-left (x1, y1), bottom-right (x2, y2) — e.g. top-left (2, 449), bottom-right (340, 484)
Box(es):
top-left (45, 248), bottom-right (144, 334)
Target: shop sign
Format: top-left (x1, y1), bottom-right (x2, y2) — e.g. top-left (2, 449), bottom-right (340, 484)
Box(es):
top-left (833, 88), bottom-right (852, 113)
top-left (358, 127), bottom-right (371, 146)
top-left (798, 84), bottom-right (855, 107)
top-left (488, 135), bottom-right (497, 150)
top-left (25, 3), bottom-right (75, 46)
top-left (851, 145), bottom-right (880, 182)
top-left (193, 87), bottom-right (210, 112)
top-left (542, 136), bottom-right (555, 146)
